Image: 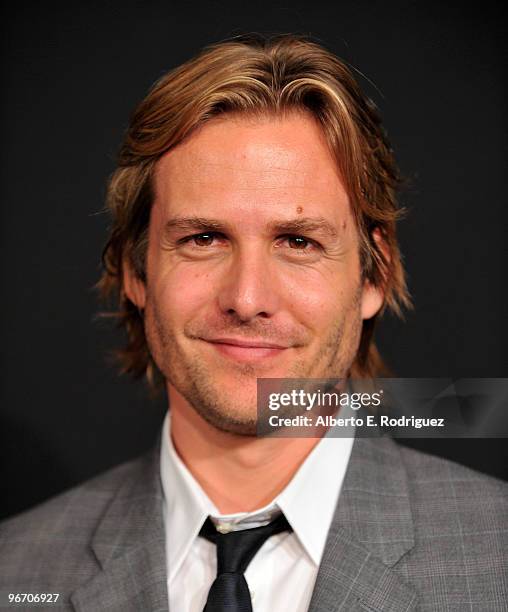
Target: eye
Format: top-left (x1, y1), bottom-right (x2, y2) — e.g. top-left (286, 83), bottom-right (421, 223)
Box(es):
top-left (286, 235), bottom-right (310, 250)
top-left (180, 232), bottom-right (224, 247)
top-left (277, 234), bottom-right (316, 251)
top-left (193, 232), bottom-right (215, 247)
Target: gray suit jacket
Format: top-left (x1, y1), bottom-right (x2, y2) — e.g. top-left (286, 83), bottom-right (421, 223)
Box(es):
top-left (0, 435), bottom-right (507, 611)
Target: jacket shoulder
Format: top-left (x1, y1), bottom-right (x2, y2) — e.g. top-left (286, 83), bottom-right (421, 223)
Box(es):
top-left (396, 442), bottom-right (507, 589)
top-left (397, 441), bottom-right (508, 499)
top-left (398, 442), bottom-right (508, 527)
top-left (0, 451), bottom-right (154, 593)
top-left (1, 453), bottom-right (150, 537)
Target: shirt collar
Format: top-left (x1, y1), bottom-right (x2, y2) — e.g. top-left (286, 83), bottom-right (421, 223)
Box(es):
top-left (160, 412), bottom-right (217, 583)
top-left (160, 411), bottom-right (354, 579)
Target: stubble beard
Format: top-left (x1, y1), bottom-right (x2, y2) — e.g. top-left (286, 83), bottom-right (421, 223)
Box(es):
top-left (144, 287), bottom-right (364, 436)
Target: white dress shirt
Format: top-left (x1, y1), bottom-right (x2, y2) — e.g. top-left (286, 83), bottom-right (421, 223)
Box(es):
top-left (160, 413), bottom-right (354, 612)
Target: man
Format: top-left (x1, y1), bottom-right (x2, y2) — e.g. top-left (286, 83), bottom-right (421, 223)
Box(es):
top-left (0, 35), bottom-right (506, 611)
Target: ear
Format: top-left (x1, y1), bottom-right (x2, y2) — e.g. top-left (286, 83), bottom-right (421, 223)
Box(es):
top-left (360, 228), bottom-right (388, 321)
top-left (360, 281), bottom-right (383, 320)
top-left (123, 258), bottom-right (146, 309)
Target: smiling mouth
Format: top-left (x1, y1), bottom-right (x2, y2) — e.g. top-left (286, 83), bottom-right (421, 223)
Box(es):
top-left (201, 337), bottom-right (290, 362)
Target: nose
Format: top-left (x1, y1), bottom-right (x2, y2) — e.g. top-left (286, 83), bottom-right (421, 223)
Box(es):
top-left (216, 247), bottom-right (279, 321)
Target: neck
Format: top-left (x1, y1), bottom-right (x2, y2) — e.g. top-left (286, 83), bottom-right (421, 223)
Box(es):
top-left (168, 389), bottom-right (321, 514)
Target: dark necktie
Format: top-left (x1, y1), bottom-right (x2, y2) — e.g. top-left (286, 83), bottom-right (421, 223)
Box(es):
top-left (199, 512), bottom-right (292, 612)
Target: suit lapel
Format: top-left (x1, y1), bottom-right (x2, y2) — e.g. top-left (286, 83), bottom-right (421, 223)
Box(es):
top-left (71, 444), bottom-right (169, 612)
top-left (308, 436), bottom-right (418, 612)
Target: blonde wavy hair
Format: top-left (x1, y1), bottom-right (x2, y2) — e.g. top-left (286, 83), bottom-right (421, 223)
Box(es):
top-left (98, 34), bottom-right (411, 389)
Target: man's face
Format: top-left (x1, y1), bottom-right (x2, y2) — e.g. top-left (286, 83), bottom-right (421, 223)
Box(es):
top-left (126, 112), bottom-right (383, 434)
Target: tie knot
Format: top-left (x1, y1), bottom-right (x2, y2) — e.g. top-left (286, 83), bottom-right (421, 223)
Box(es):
top-left (199, 513), bottom-right (292, 574)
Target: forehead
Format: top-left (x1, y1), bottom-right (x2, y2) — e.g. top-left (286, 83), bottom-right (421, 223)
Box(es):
top-left (153, 112), bottom-right (351, 225)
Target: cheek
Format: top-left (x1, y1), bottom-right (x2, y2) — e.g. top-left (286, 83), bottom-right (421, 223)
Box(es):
top-left (281, 265), bottom-right (360, 328)
top-left (148, 264), bottom-right (215, 325)
top-left (291, 285), bottom-right (337, 323)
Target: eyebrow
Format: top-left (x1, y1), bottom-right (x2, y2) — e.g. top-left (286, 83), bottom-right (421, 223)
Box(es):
top-left (268, 218), bottom-right (339, 238)
top-left (163, 217), bottom-right (226, 234)
top-left (163, 216), bottom-right (339, 239)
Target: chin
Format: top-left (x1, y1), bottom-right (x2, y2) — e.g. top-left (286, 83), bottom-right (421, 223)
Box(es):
top-left (194, 402), bottom-right (259, 437)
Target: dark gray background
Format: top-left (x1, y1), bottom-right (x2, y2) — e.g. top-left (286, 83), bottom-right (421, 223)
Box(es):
top-left (1, 0), bottom-right (506, 520)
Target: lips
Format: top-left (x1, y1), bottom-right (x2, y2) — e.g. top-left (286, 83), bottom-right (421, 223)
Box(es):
top-left (201, 337), bottom-right (289, 362)
top-left (207, 337), bottom-right (288, 349)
